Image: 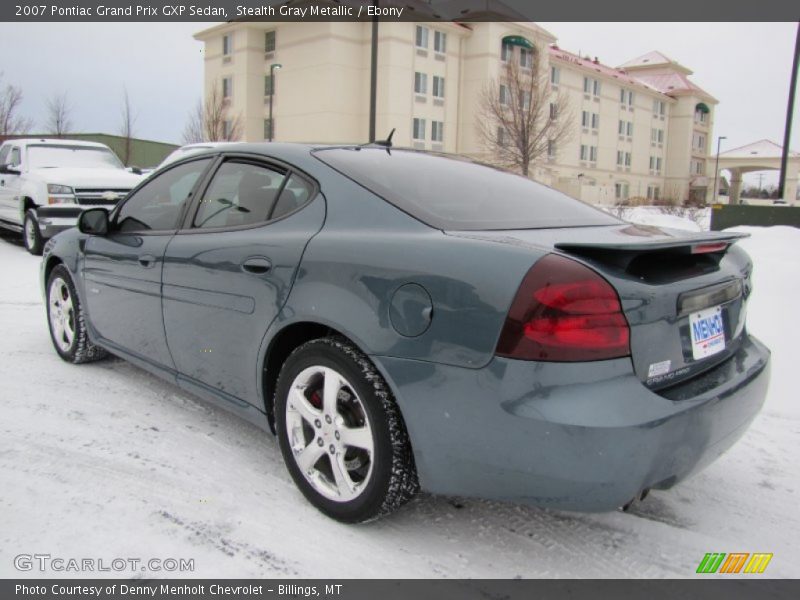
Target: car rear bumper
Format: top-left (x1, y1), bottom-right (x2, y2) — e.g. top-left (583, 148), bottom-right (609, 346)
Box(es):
top-left (373, 334), bottom-right (770, 511)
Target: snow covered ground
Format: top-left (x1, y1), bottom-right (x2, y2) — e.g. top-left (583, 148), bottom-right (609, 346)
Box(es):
top-left (0, 221), bottom-right (797, 579)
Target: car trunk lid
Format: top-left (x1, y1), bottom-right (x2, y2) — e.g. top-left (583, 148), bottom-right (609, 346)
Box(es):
top-left (446, 223), bottom-right (753, 390)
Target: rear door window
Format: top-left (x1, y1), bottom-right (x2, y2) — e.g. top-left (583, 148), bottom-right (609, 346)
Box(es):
top-left (193, 161), bottom-right (288, 229)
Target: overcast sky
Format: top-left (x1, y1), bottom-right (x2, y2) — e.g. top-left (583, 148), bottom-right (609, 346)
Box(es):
top-left (0, 21), bottom-right (797, 184)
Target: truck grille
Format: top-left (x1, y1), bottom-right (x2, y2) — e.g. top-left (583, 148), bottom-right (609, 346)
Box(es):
top-left (73, 188), bottom-right (131, 206)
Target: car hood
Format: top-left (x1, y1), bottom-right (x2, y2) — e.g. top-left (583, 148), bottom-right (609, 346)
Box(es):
top-left (27, 167), bottom-right (143, 189)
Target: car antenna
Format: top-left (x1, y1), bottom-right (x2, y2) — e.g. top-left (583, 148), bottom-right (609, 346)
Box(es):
top-left (372, 128), bottom-right (395, 154)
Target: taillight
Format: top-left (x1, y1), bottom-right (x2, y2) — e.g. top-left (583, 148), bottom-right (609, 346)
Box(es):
top-left (496, 254), bottom-right (630, 362)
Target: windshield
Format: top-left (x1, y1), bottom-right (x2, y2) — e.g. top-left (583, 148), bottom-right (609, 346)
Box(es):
top-left (27, 145), bottom-right (124, 170)
top-left (313, 148), bottom-right (620, 231)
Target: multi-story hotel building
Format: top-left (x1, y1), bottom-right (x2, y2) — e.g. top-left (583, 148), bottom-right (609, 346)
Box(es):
top-left (194, 21), bottom-right (718, 205)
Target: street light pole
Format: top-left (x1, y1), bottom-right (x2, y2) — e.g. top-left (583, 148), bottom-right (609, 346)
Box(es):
top-left (712, 135), bottom-right (726, 204)
top-left (268, 63), bottom-right (282, 142)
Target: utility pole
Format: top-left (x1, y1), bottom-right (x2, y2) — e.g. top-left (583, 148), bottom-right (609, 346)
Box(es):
top-left (368, 2), bottom-right (379, 142)
top-left (778, 22), bottom-right (799, 200)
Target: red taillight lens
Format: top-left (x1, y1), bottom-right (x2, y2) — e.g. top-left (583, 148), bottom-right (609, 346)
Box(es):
top-left (496, 254), bottom-right (630, 362)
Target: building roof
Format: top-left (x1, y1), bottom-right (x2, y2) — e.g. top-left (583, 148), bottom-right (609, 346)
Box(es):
top-left (547, 46), bottom-right (669, 97)
top-left (617, 51), bottom-right (692, 74)
top-left (720, 139), bottom-right (800, 159)
top-left (629, 71), bottom-right (717, 102)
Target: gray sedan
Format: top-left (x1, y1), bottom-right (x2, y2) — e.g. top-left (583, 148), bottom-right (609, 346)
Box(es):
top-left (40, 143), bottom-right (770, 523)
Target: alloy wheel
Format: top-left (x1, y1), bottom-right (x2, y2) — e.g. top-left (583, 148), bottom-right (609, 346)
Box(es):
top-left (285, 365), bottom-right (374, 502)
top-left (48, 277), bottom-right (75, 353)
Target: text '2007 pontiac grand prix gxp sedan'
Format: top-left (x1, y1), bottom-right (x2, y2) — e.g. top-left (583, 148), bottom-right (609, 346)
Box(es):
top-left (40, 142), bottom-right (770, 523)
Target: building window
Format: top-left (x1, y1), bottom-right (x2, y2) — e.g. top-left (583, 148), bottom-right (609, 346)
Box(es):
top-left (431, 120), bottom-right (444, 142)
top-left (653, 99), bottom-right (666, 116)
top-left (547, 140), bottom-right (556, 159)
top-left (415, 25), bottom-right (429, 49)
top-left (584, 77), bottom-right (600, 96)
top-left (432, 76), bottom-right (445, 98)
top-left (497, 126), bottom-right (507, 146)
top-left (615, 182), bottom-right (630, 200)
top-left (625, 152), bottom-right (632, 167)
top-left (617, 150), bottom-right (624, 166)
top-left (413, 117), bottom-right (426, 140)
top-left (434, 30), bottom-right (446, 53)
top-left (499, 84), bottom-right (510, 106)
top-left (520, 47), bottom-right (533, 69)
top-left (620, 89), bottom-right (634, 106)
top-left (549, 103), bottom-right (558, 120)
top-left (650, 156), bottom-right (663, 172)
top-left (582, 111), bottom-right (589, 128)
top-left (264, 118), bottom-right (273, 140)
top-left (501, 42), bottom-right (513, 62)
top-left (591, 113), bottom-right (600, 130)
top-left (695, 133), bottom-right (706, 152)
top-left (626, 122), bottom-right (633, 136)
top-left (414, 72), bottom-right (428, 95)
top-left (520, 90), bottom-right (531, 111)
top-left (222, 77), bottom-right (232, 99)
top-left (582, 145), bottom-right (597, 162)
top-left (647, 185), bottom-right (660, 200)
top-left (222, 34), bottom-right (231, 56)
top-left (584, 111), bottom-right (599, 130)
top-left (265, 31), bottom-right (276, 53)
top-left (551, 66), bottom-right (560, 86)
top-left (651, 128), bottom-right (664, 143)
top-left (618, 120), bottom-right (625, 135)
top-left (692, 159), bottom-right (705, 175)
top-left (580, 144), bottom-right (588, 161)
top-left (264, 75), bottom-right (274, 96)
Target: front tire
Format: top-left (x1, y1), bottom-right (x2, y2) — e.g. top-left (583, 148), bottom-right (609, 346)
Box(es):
top-left (46, 265), bottom-right (107, 364)
top-left (275, 337), bottom-right (418, 523)
top-left (23, 210), bottom-right (44, 256)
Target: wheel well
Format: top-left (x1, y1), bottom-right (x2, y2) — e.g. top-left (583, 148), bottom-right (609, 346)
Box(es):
top-left (263, 322), bottom-right (346, 432)
top-left (23, 197), bottom-right (36, 214)
top-left (43, 256), bottom-right (63, 285)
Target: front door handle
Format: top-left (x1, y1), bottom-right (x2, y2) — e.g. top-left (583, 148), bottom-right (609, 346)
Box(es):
top-left (138, 254), bottom-right (156, 268)
top-left (241, 257), bottom-right (272, 274)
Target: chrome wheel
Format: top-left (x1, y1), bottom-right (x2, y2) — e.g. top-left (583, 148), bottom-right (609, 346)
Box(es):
top-left (285, 365), bottom-right (374, 502)
top-left (25, 215), bottom-right (37, 249)
top-left (48, 277), bottom-right (75, 353)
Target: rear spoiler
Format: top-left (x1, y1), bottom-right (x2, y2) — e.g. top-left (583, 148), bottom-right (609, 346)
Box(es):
top-left (555, 231), bottom-right (749, 283)
top-left (555, 231), bottom-right (749, 254)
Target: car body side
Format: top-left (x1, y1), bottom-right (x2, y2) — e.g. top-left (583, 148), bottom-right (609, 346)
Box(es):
top-left (41, 144), bottom-right (770, 511)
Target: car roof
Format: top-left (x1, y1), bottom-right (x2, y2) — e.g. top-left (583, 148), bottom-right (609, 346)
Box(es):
top-left (9, 138), bottom-right (111, 149)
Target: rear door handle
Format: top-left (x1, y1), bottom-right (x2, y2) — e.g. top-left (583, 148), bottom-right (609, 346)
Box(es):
top-left (138, 254), bottom-right (156, 268)
top-left (241, 257), bottom-right (272, 274)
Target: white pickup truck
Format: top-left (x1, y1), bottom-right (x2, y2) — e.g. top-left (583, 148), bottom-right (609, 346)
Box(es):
top-left (0, 138), bottom-right (143, 254)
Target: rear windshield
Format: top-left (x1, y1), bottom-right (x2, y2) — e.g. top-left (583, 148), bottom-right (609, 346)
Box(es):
top-left (313, 148), bottom-right (619, 230)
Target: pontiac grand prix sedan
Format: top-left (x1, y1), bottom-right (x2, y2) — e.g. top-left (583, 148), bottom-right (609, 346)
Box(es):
top-left (41, 143), bottom-right (770, 523)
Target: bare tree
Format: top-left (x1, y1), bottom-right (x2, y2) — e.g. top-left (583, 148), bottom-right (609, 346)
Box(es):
top-left (182, 81), bottom-right (242, 144)
top-left (477, 52), bottom-right (573, 176)
top-left (119, 87), bottom-right (137, 166)
top-left (44, 92), bottom-right (74, 136)
top-left (0, 72), bottom-right (33, 135)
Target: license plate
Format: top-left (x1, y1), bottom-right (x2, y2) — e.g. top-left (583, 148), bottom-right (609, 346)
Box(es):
top-left (689, 305), bottom-right (726, 360)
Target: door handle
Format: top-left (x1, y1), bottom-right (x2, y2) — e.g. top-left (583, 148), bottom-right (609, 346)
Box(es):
top-left (241, 257), bottom-right (272, 274)
top-left (138, 254), bottom-right (156, 268)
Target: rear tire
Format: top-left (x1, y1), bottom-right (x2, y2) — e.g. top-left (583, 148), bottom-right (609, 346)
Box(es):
top-left (23, 210), bottom-right (44, 256)
top-left (275, 337), bottom-right (418, 523)
top-left (46, 265), bottom-right (107, 364)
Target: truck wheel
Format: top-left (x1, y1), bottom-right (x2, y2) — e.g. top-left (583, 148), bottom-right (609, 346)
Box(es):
top-left (23, 210), bottom-right (44, 256)
top-left (275, 337), bottom-right (419, 523)
top-left (46, 265), bottom-right (108, 364)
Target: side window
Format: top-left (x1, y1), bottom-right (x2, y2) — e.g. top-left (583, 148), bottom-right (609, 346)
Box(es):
top-left (193, 161), bottom-right (287, 229)
top-left (271, 174), bottom-right (314, 220)
top-left (9, 147), bottom-right (22, 166)
top-left (0, 145), bottom-right (10, 165)
top-left (115, 158), bottom-right (211, 233)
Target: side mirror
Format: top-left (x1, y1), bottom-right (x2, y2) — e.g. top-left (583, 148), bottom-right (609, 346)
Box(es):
top-left (78, 208), bottom-right (110, 236)
top-left (128, 166), bottom-right (143, 175)
top-left (0, 163), bottom-right (20, 175)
